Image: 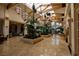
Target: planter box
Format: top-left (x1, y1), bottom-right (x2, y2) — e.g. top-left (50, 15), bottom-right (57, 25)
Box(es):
top-left (22, 37), bottom-right (43, 44)
top-left (41, 34), bottom-right (51, 38)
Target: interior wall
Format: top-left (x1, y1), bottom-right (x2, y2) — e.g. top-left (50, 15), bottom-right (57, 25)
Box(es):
top-left (6, 5), bottom-right (25, 24)
top-left (74, 3), bottom-right (79, 55)
top-left (0, 4), bottom-right (5, 19)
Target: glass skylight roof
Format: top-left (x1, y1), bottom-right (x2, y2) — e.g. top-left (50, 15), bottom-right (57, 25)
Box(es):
top-left (25, 3), bottom-right (55, 16)
top-left (25, 3), bottom-right (42, 9)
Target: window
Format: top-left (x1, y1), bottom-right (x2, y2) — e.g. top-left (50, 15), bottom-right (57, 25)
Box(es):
top-left (21, 11), bottom-right (26, 19)
top-left (15, 7), bottom-right (21, 14)
top-left (21, 11), bottom-right (28, 20)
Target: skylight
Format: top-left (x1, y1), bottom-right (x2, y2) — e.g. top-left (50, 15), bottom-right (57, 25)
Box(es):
top-left (25, 3), bottom-right (42, 9)
top-left (25, 3), bottom-right (56, 17)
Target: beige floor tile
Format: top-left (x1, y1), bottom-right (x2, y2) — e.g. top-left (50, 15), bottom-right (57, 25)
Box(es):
top-left (0, 35), bottom-right (70, 56)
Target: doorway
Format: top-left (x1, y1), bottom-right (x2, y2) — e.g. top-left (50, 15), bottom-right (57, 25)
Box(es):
top-left (9, 22), bottom-right (17, 36)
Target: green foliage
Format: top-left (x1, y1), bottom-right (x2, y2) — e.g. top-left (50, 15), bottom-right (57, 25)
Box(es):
top-left (25, 16), bottom-right (41, 39)
top-left (25, 16), bottom-right (52, 39)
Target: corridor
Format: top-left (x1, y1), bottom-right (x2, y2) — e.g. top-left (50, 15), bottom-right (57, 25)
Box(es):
top-left (0, 35), bottom-right (70, 56)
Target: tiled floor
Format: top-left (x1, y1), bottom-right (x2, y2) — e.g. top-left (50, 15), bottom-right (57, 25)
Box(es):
top-left (0, 34), bottom-right (70, 56)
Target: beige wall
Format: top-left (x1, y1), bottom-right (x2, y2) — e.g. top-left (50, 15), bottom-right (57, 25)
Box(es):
top-left (6, 6), bottom-right (25, 24)
top-left (0, 4), bottom-right (27, 37)
top-left (54, 7), bottom-right (65, 14)
top-left (0, 4), bottom-right (5, 19)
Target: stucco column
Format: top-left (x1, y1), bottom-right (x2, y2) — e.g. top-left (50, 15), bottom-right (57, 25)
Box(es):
top-left (70, 3), bottom-right (75, 55)
top-left (24, 21), bottom-right (27, 35)
top-left (64, 3), bottom-right (69, 35)
top-left (3, 19), bottom-right (9, 37)
top-left (24, 25), bottom-right (27, 35)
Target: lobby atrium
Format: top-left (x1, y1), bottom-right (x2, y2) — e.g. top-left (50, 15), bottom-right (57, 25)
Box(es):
top-left (0, 3), bottom-right (79, 56)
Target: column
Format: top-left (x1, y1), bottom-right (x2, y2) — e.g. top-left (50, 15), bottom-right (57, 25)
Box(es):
top-left (24, 24), bottom-right (27, 35)
top-left (3, 19), bottom-right (9, 37)
top-left (70, 3), bottom-right (75, 55)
